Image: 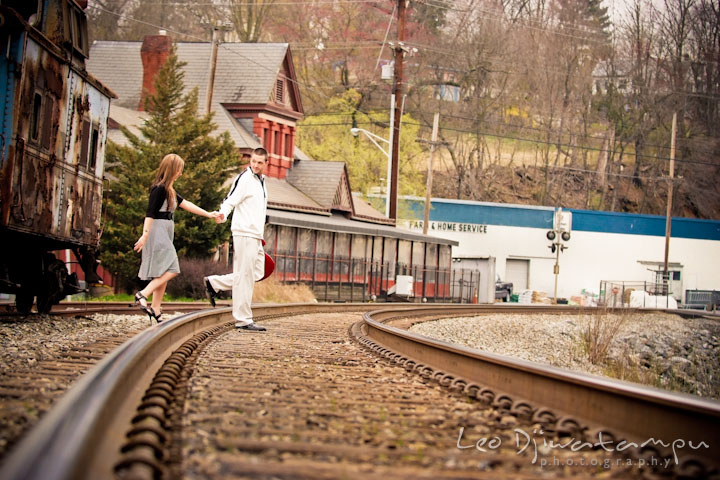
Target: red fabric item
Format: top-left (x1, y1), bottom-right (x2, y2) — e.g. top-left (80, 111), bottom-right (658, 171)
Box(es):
top-left (260, 253), bottom-right (275, 281)
top-left (259, 238), bottom-right (273, 281)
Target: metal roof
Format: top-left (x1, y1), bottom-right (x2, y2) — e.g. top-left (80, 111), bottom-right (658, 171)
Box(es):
top-left (87, 41), bottom-right (294, 149)
top-left (267, 208), bottom-right (458, 246)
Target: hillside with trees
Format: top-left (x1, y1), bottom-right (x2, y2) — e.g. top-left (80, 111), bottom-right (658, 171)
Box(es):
top-left (88, 0), bottom-right (720, 219)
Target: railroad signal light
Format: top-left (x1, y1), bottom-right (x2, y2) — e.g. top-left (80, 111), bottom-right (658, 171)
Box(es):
top-left (548, 208), bottom-right (572, 302)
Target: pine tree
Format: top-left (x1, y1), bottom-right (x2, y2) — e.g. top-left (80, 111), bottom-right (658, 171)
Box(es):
top-left (101, 48), bottom-right (239, 291)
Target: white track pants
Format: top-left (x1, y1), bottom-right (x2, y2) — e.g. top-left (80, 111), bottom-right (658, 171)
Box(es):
top-left (206, 235), bottom-right (264, 326)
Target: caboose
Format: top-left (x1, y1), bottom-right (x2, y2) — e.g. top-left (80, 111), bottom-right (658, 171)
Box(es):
top-left (0, 0), bottom-right (114, 313)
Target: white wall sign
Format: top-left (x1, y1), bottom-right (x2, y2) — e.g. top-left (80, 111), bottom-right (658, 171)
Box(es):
top-left (407, 220), bottom-right (488, 233)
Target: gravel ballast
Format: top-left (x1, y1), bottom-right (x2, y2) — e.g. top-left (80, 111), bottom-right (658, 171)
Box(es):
top-left (409, 311), bottom-right (720, 399)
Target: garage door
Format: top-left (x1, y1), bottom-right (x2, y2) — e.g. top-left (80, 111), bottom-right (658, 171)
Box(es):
top-left (505, 259), bottom-right (529, 292)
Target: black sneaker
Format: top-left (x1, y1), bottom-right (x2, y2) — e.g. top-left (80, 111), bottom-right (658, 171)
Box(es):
top-left (236, 323), bottom-right (266, 331)
top-left (204, 277), bottom-right (217, 307)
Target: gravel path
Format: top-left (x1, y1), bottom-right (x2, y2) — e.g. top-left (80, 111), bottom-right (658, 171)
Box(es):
top-left (409, 311), bottom-right (720, 399)
top-left (0, 312), bottom-right (182, 460)
top-left (0, 313), bottom-right (151, 368)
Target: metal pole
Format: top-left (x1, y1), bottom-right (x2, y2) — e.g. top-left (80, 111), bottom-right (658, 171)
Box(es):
top-left (553, 241), bottom-right (560, 300)
top-left (389, 0), bottom-right (406, 221)
top-left (663, 112), bottom-right (676, 295)
top-left (386, 94), bottom-right (394, 218)
top-left (423, 113), bottom-right (439, 235)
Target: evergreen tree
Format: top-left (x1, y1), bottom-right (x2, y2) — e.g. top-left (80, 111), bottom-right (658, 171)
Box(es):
top-left (101, 48), bottom-right (239, 291)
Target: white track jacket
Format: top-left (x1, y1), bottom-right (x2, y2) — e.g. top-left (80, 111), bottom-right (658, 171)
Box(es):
top-left (218, 167), bottom-right (267, 239)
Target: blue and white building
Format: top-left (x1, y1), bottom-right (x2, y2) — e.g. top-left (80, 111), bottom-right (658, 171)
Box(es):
top-left (400, 197), bottom-right (720, 304)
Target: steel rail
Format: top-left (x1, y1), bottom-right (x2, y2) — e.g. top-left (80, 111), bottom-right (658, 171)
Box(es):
top-left (2, 303), bottom-right (717, 479)
top-left (0, 302), bottom-right (415, 480)
top-left (361, 305), bottom-right (720, 470)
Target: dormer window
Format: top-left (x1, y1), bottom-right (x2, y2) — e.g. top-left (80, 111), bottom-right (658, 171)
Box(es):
top-left (275, 79), bottom-right (284, 104)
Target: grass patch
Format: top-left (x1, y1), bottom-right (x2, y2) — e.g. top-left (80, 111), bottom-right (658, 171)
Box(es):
top-left (580, 309), bottom-right (628, 364)
top-left (252, 275), bottom-right (316, 303)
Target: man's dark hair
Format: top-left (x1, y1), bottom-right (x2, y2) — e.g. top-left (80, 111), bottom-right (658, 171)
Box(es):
top-left (253, 147), bottom-right (268, 158)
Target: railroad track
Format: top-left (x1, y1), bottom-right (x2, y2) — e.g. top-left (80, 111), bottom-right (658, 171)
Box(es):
top-left (0, 304), bottom-right (717, 479)
top-left (0, 301), bottom-right (232, 317)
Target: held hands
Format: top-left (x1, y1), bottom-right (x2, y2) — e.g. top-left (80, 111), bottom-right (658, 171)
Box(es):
top-left (210, 211), bottom-right (225, 224)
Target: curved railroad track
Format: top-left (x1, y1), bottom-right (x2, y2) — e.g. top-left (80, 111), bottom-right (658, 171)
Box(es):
top-left (0, 304), bottom-right (718, 479)
top-left (0, 301), bottom-right (232, 318)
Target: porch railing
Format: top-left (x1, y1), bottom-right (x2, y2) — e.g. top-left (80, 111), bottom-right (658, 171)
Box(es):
top-left (273, 252), bottom-right (480, 303)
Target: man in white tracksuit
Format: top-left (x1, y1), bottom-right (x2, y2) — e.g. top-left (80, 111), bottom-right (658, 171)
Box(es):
top-left (204, 147), bottom-right (268, 331)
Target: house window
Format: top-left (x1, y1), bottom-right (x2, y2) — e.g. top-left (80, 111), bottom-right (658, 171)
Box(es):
top-left (275, 79), bottom-right (284, 103)
top-left (284, 132), bottom-right (291, 157)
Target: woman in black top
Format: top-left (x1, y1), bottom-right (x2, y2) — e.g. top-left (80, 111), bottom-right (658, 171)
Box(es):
top-left (133, 154), bottom-right (220, 322)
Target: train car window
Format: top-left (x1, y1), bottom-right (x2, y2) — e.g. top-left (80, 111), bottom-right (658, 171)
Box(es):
top-left (88, 126), bottom-right (100, 172)
top-left (79, 119), bottom-right (90, 168)
top-left (70, 6), bottom-right (88, 56)
top-left (62, 0), bottom-right (88, 57)
top-left (41, 94), bottom-right (55, 149)
top-left (30, 92), bottom-right (43, 142)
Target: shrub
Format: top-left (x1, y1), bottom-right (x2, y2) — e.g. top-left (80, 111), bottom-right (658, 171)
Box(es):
top-left (166, 257), bottom-right (231, 300)
top-left (580, 309), bottom-right (628, 364)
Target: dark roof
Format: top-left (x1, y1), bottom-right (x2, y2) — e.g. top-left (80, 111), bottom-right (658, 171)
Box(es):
top-left (265, 177), bottom-right (328, 215)
top-left (87, 41), bottom-right (295, 148)
top-left (285, 160), bottom-right (346, 208)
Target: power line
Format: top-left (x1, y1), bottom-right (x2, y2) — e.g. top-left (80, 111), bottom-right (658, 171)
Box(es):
top-left (89, 4), bottom-right (718, 167)
top-left (296, 120), bottom-right (719, 167)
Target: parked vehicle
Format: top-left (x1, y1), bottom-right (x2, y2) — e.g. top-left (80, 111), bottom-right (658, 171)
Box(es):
top-left (495, 277), bottom-right (513, 302)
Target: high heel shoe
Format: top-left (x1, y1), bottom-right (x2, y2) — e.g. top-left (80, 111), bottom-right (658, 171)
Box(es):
top-left (148, 307), bottom-right (162, 323)
top-left (134, 292), bottom-right (150, 315)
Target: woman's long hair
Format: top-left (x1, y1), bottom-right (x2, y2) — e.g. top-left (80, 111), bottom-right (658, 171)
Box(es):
top-left (152, 154), bottom-right (184, 209)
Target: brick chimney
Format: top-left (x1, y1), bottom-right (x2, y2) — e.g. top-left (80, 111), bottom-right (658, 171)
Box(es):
top-left (139, 32), bottom-right (172, 111)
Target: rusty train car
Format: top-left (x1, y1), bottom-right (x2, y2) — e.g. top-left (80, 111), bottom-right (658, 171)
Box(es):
top-left (1, 0), bottom-right (114, 313)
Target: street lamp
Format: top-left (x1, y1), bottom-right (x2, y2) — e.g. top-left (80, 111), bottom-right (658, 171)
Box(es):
top-left (350, 127), bottom-right (392, 218)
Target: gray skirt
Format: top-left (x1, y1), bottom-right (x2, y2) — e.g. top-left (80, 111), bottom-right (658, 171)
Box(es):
top-left (138, 218), bottom-right (180, 280)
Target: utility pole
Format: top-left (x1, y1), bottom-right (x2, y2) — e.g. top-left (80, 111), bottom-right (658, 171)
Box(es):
top-left (421, 113), bottom-right (440, 235)
top-left (389, 0), bottom-right (407, 221)
top-left (663, 112), bottom-right (676, 294)
top-left (204, 22), bottom-right (231, 115)
top-left (205, 26), bottom-right (221, 115)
